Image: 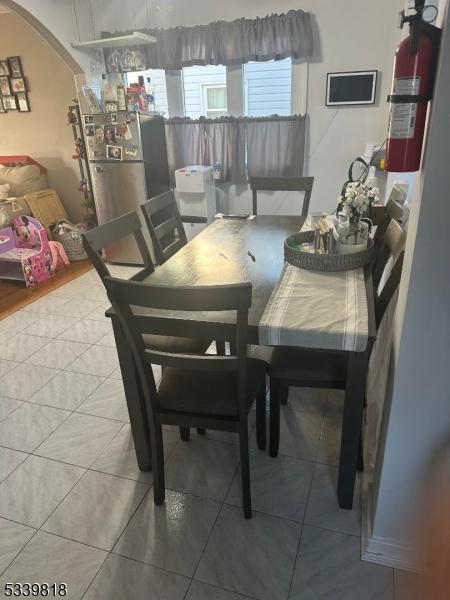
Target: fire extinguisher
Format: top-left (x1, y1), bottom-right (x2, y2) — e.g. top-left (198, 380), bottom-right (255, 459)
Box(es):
top-left (385, 0), bottom-right (441, 172)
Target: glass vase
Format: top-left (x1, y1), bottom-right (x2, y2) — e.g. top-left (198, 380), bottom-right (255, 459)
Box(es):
top-left (337, 218), bottom-right (369, 252)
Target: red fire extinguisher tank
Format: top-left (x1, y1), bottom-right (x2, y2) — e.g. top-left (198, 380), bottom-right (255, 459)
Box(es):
top-left (385, 32), bottom-right (434, 172)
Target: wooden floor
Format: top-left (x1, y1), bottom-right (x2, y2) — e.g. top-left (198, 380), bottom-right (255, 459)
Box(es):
top-left (0, 260), bottom-right (92, 320)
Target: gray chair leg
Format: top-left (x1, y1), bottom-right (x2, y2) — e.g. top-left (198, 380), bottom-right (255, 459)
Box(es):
top-left (239, 421), bottom-right (252, 519)
top-left (179, 427), bottom-right (190, 441)
top-left (256, 384), bottom-right (266, 450)
top-left (357, 432), bottom-right (364, 472)
top-left (269, 377), bottom-right (281, 457)
top-left (152, 425), bottom-right (165, 505)
top-left (280, 385), bottom-right (289, 405)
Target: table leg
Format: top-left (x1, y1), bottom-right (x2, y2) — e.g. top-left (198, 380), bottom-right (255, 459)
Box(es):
top-left (111, 315), bottom-right (152, 471)
top-left (337, 347), bottom-right (371, 508)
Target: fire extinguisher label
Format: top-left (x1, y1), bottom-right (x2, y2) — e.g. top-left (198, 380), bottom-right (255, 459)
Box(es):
top-left (389, 76), bottom-right (421, 139)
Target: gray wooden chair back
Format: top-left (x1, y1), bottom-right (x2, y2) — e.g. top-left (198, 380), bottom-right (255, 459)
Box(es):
top-left (373, 197), bottom-right (405, 246)
top-left (82, 211), bottom-right (154, 282)
top-left (141, 191), bottom-right (188, 265)
top-left (372, 218), bottom-right (406, 291)
top-left (249, 176), bottom-right (314, 216)
top-left (375, 250), bottom-right (404, 329)
top-left (104, 278), bottom-right (252, 418)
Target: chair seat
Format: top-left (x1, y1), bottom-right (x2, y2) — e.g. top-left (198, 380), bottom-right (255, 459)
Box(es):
top-left (157, 358), bottom-right (267, 417)
top-left (143, 334), bottom-right (210, 355)
top-left (269, 347), bottom-right (348, 387)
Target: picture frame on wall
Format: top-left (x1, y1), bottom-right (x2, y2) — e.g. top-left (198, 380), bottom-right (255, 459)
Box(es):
top-left (16, 92), bottom-right (30, 112)
top-left (0, 60), bottom-right (9, 76)
top-left (0, 76), bottom-right (11, 96)
top-left (7, 56), bottom-right (23, 78)
top-left (0, 97), bottom-right (5, 113)
top-left (2, 95), bottom-right (17, 111)
top-left (11, 77), bottom-right (26, 93)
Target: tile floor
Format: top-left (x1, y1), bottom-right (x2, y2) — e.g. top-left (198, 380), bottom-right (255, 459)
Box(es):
top-left (0, 267), bottom-right (411, 599)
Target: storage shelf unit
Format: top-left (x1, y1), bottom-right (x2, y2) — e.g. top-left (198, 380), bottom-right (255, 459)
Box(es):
top-left (71, 32), bottom-right (156, 50)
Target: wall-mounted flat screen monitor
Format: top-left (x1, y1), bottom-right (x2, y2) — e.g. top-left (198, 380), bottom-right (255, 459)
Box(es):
top-left (326, 70), bottom-right (378, 106)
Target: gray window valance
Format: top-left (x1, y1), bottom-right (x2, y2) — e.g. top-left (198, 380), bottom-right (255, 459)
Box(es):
top-left (102, 10), bottom-right (313, 71)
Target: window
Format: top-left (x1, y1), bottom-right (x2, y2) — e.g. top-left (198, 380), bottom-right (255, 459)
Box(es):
top-left (243, 58), bottom-right (292, 117)
top-left (202, 85), bottom-right (227, 117)
top-left (126, 69), bottom-right (169, 116)
top-left (182, 65), bottom-right (227, 118)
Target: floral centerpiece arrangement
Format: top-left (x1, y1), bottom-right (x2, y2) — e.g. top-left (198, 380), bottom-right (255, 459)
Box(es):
top-left (336, 179), bottom-right (379, 247)
top-left (337, 179), bottom-right (380, 223)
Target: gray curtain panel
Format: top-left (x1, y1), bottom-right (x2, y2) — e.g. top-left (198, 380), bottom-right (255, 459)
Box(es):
top-left (246, 115), bottom-right (306, 178)
top-left (164, 115), bottom-right (305, 183)
top-left (204, 118), bottom-right (246, 183)
top-left (165, 118), bottom-right (206, 178)
top-left (102, 10), bottom-right (313, 71)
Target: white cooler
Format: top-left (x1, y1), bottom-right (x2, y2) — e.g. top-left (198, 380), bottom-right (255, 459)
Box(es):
top-left (175, 166), bottom-right (216, 242)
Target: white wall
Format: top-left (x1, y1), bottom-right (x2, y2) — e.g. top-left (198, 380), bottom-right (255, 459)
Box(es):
top-left (6, 0), bottom-right (404, 215)
top-left (367, 0), bottom-right (450, 569)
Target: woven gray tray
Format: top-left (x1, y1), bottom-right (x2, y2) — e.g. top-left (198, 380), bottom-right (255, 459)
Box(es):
top-left (284, 231), bottom-right (375, 272)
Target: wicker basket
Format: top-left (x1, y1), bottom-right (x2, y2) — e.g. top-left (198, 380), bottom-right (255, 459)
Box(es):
top-left (52, 220), bottom-right (88, 262)
top-left (284, 231), bottom-right (375, 272)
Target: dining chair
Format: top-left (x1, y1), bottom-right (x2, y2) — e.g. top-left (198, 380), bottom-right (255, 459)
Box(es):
top-left (141, 190), bottom-right (187, 265)
top-left (249, 176), bottom-right (314, 216)
top-left (81, 212), bottom-right (211, 362)
top-left (267, 248), bottom-right (405, 458)
top-left (104, 278), bottom-right (268, 518)
top-left (372, 217), bottom-right (406, 291)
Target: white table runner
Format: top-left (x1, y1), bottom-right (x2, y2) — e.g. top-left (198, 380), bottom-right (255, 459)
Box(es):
top-left (258, 217), bottom-right (369, 352)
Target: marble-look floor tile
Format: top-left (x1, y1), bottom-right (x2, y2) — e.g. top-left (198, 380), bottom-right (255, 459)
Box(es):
top-left (226, 450), bottom-right (314, 522)
top-left (316, 391), bottom-right (344, 467)
top-left (0, 531), bottom-right (107, 600)
top-left (91, 425), bottom-right (178, 483)
top-left (165, 437), bottom-right (239, 502)
top-left (0, 403), bottom-right (69, 452)
top-left (67, 345), bottom-right (119, 377)
top-left (262, 409), bottom-right (323, 461)
top-left (115, 489), bottom-right (220, 577)
top-left (30, 371), bottom-right (103, 411)
top-left (84, 301), bottom-right (112, 322)
top-left (84, 553), bottom-right (189, 600)
top-left (76, 378), bottom-right (129, 422)
top-left (27, 339), bottom-right (89, 370)
top-left (304, 464), bottom-right (361, 536)
top-left (0, 334), bottom-right (51, 362)
top-left (0, 518), bottom-right (35, 576)
top-left (0, 311), bottom-right (41, 334)
top-left (0, 363), bottom-right (59, 401)
top-left (0, 332), bottom-right (12, 345)
top-left (196, 504), bottom-right (301, 600)
top-left (58, 319), bottom-right (111, 344)
top-left (24, 315), bottom-right (78, 338)
top-left (0, 397), bottom-right (22, 422)
top-left (43, 470), bottom-right (149, 551)
top-left (0, 360), bottom-right (18, 379)
top-left (52, 298), bottom-right (104, 319)
top-left (23, 295), bottom-right (71, 315)
top-left (187, 581), bottom-right (258, 600)
top-left (284, 387), bottom-right (329, 416)
top-left (289, 525), bottom-right (393, 600)
top-left (95, 330), bottom-right (116, 347)
top-left (0, 447), bottom-right (28, 483)
top-left (0, 455), bottom-right (84, 527)
top-left (35, 412), bottom-right (123, 468)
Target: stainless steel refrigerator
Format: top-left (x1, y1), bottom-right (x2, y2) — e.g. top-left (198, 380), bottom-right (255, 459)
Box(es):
top-left (84, 111), bottom-right (170, 264)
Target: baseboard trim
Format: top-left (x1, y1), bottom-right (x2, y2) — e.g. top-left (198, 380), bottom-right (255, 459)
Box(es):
top-left (361, 479), bottom-right (422, 571)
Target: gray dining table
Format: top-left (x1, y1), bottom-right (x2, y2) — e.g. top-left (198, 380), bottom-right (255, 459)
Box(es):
top-left (107, 215), bottom-right (375, 509)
